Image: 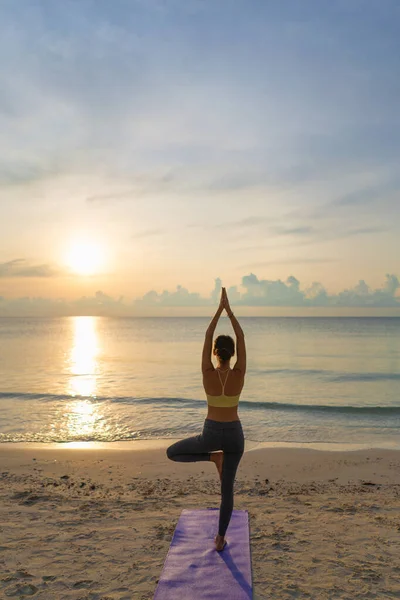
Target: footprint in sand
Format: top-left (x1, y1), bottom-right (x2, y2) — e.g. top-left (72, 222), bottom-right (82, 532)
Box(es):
top-left (4, 583), bottom-right (38, 596)
top-left (72, 580), bottom-right (94, 589)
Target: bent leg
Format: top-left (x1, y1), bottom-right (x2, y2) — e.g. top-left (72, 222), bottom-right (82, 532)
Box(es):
top-left (166, 429), bottom-right (221, 463)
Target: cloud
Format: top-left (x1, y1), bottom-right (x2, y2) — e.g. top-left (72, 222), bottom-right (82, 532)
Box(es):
top-left (239, 258), bottom-right (338, 269)
top-left (234, 273), bottom-right (400, 308)
top-left (212, 215), bottom-right (388, 248)
top-left (0, 259), bottom-right (60, 278)
top-left (0, 291), bottom-right (126, 317)
top-left (335, 275), bottom-right (400, 307)
top-left (86, 190), bottom-right (138, 203)
top-left (296, 171), bottom-right (400, 224)
top-left (238, 273), bottom-right (305, 306)
top-left (342, 227), bottom-right (386, 237)
top-left (277, 226), bottom-right (315, 236)
top-left (86, 172), bottom-right (177, 203)
top-left (134, 285), bottom-right (206, 307)
top-left (1, 273), bottom-right (399, 316)
top-left (131, 228), bottom-right (164, 239)
top-left (330, 174), bottom-right (400, 208)
top-left (0, 162), bottom-right (57, 187)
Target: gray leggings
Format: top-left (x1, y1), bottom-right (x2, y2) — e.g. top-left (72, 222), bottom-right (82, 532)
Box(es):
top-left (166, 419), bottom-right (244, 537)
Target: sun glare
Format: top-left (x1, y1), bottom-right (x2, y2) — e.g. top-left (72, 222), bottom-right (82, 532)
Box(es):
top-left (66, 240), bottom-right (104, 275)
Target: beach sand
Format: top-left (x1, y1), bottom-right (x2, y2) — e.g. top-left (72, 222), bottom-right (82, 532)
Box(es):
top-left (1, 442), bottom-right (399, 599)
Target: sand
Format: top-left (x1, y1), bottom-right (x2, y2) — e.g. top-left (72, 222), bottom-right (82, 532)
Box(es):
top-left (1, 442), bottom-right (400, 600)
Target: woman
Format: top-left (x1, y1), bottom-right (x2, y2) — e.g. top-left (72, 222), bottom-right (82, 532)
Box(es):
top-left (166, 287), bottom-right (246, 552)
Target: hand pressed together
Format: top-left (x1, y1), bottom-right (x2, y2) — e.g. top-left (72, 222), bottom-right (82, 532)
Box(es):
top-left (219, 287), bottom-right (232, 314)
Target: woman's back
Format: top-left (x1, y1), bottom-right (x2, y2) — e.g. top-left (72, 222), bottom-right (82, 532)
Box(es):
top-left (203, 367), bottom-right (244, 421)
top-left (203, 367), bottom-right (244, 399)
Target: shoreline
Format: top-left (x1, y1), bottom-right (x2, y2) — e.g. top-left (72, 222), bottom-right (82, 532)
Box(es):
top-left (1, 438), bottom-right (400, 452)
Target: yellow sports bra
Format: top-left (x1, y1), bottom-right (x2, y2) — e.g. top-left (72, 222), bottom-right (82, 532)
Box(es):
top-left (206, 369), bottom-right (241, 408)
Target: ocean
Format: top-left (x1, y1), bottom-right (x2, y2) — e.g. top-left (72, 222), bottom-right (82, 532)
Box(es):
top-left (0, 316), bottom-right (399, 449)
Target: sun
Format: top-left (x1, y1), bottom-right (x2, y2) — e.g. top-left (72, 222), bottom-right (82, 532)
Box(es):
top-left (66, 240), bottom-right (104, 276)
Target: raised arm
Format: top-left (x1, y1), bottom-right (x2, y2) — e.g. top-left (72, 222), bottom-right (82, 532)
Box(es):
top-left (222, 288), bottom-right (246, 374)
top-left (201, 294), bottom-right (224, 373)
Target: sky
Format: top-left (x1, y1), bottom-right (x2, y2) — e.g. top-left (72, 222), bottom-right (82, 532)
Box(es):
top-left (0, 0), bottom-right (399, 315)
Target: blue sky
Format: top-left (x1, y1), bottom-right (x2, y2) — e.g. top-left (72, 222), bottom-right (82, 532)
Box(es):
top-left (0, 0), bottom-right (399, 314)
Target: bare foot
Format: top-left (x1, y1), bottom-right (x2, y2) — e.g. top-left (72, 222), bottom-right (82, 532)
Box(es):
top-left (215, 534), bottom-right (227, 552)
top-left (210, 452), bottom-right (223, 482)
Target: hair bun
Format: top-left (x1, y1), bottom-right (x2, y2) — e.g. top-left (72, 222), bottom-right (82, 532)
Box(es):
top-left (218, 347), bottom-right (232, 359)
top-left (214, 334), bottom-right (235, 361)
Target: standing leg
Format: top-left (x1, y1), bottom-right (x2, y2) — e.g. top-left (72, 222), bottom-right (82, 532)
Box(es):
top-left (217, 450), bottom-right (243, 538)
top-left (215, 423), bottom-right (245, 549)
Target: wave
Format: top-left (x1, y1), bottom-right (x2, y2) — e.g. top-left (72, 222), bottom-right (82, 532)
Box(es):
top-left (243, 401), bottom-right (400, 415)
top-left (328, 373), bottom-right (400, 382)
top-left (253, 368), bottom-right (400, 383)
top-left (1, 391), bottom-right (400, 416)
top-left (254, 368), bottom-right (328, 376)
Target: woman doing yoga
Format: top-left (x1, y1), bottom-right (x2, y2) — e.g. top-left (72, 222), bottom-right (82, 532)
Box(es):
top-left (166, 287), bottom-right (246, 552)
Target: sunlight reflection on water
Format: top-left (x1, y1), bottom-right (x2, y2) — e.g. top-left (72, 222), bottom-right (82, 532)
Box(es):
top-left (68, 316), bottom-right (99, 397)
top-left (64, 317), bottom-right (103, 438)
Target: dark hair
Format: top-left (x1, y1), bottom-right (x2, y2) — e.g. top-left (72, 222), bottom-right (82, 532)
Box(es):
top-left (214, 335), bottom-right (235, 362)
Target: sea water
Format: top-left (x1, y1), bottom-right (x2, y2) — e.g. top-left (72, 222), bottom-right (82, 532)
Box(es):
top-left (0, 316), bottom-right (399, 449)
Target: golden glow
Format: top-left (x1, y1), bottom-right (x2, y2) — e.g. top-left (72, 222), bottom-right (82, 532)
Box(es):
top-left (65, 316), bottom-right (101, 439)
top-left (66, 240), bottom-right (104, 275)
top-left (68, 316), bottom-right (99, 397)
top-left (65, 399), bottom-right (99, 438)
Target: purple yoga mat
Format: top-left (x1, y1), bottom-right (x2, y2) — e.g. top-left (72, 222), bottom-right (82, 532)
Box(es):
top-left (153, 508), bottom-right (252, 600)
